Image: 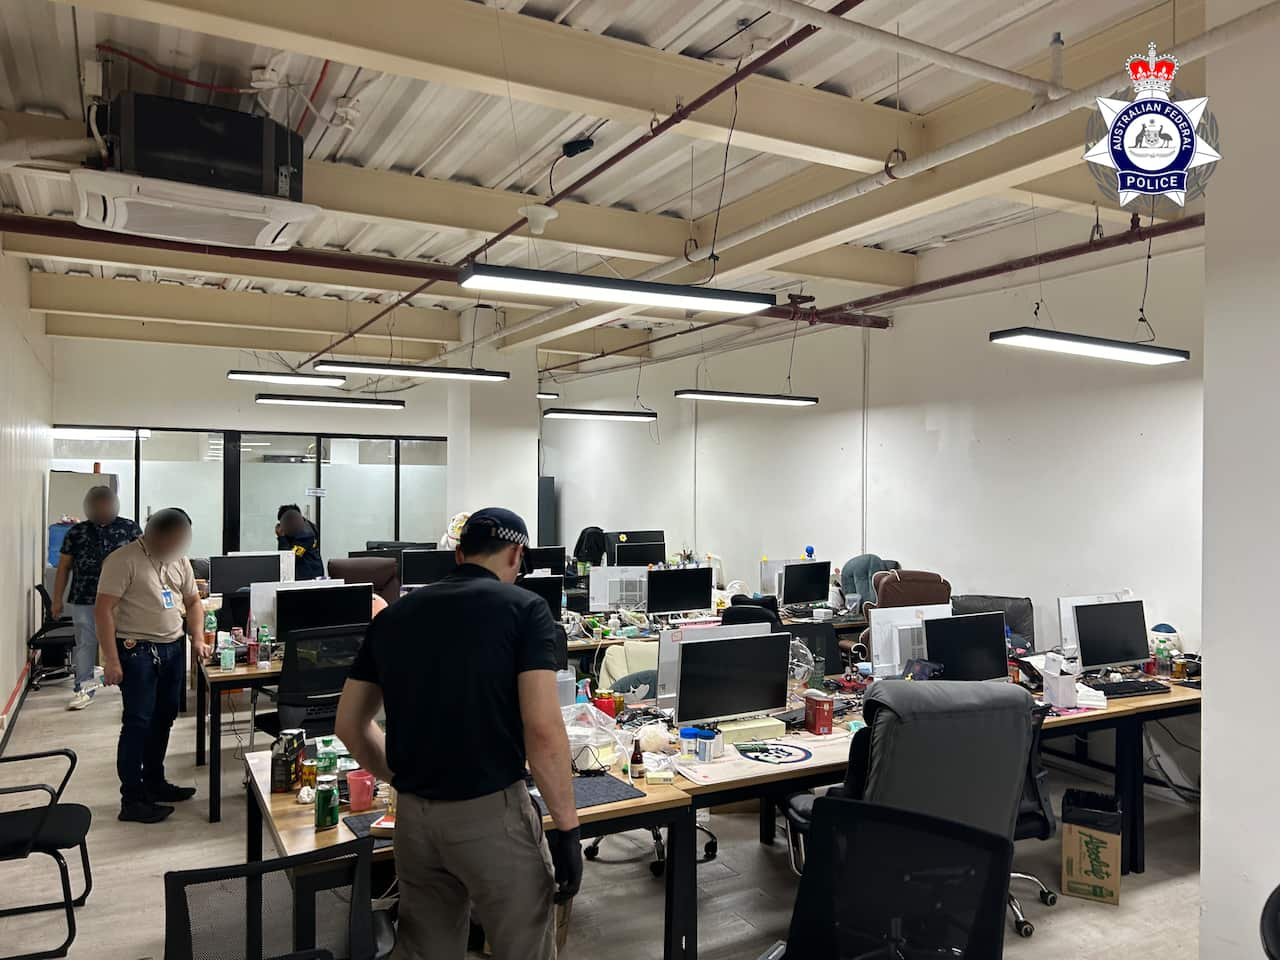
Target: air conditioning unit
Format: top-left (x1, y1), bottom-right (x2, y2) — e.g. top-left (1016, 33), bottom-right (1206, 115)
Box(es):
top-left (71, 92), bottom-right (319, 249)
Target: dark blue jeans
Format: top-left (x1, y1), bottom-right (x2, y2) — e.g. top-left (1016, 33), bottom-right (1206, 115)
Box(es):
top-left (116, 638), bottom-right (184, 802)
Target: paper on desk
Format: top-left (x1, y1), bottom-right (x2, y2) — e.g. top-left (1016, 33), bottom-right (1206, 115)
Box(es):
top-left (674, 729), bottom-right (852, 786)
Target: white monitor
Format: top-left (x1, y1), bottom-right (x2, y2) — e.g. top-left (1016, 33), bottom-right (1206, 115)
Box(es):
top-left (588, 565), bottom-right (647, 611)
top-left (1057, 589), bottom-right (1133, 657)
top-left (674, 631), bottom-right (791, 726)
top-left (656, 621), bottom-right (771, 712)
top-left (868, 603), bottom-right (952, 677)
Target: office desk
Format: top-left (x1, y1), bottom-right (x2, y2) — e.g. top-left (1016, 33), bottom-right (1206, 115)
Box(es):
top-left (243, 752), bottom-right (696, 960)
top-left (565, 635), bottom-right (628, 654)
top-left (196, 659), bottom-right (282, 823)
top-left (1041, 684), bottom-right (1201, 875)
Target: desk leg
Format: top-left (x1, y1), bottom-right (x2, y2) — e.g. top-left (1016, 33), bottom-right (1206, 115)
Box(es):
top-left (665, 806), bottom-right (696, 960)
top-left (1115, 720), bottom-right (1145, 875)
top-left (759, 797), bottom-right (776, 845)
top-left (179, 641), bottom-right (188, 715)
top-left (209, 687), bottom-right (222, 823)
top-left (247, 780), bottom-right (263, 863)
top-left (195, 670), bottom-right (206, 767)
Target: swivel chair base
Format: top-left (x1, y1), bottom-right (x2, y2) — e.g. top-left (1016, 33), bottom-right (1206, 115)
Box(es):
top-left (1008, 871), bottom-right (1057, 938)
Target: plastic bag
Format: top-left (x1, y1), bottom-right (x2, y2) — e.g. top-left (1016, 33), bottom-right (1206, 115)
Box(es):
top-left (561, 702), bottom-right (631, 772)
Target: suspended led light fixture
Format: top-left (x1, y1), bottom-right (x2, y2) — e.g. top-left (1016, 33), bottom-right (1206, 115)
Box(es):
top-left (255, 393), bottom-right (405, 410)
top-left (312, 359), bottom-right (511, 382)
top-left (459, 263), bottom-right (776, 315)
top-left (227, 369), bottom-right (348, 387)
top-left (542, 407), bottom-right (657, 423)
top-left (674, 388), bottom-right (819, 407)
top-left (52, 427), bottom-right (151, 440)
top-left (535, 390), bottom-right (560, 400)
top-left (988, 327), bottom-right (1190, 366)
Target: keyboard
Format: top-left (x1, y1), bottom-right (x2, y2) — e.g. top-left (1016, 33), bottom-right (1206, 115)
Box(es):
top-left (784, 605), bottom-right (815, 619)
top-left (1084, 678), bottom-right (1171, 699)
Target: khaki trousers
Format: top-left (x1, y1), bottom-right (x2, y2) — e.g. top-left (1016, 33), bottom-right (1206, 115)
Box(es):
top-left (391, 781), bottom-right (557, 960)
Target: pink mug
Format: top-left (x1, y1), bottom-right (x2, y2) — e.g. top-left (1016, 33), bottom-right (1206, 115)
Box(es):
top-left (347, 770), bottom-right (376, 812)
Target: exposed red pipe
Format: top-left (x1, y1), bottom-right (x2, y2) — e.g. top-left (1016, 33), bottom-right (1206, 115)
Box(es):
top-left (295, 0), bottom-right (869, 368)
top-left (297, 59), bottom-right (332, 133)
top-left (96, 43), bottom-right (255, 95)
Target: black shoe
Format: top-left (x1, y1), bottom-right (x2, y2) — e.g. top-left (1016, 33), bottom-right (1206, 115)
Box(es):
top-left (146, 781), bottom-right (197, 803)
top-left (118, 800), bottom-right (175, 824)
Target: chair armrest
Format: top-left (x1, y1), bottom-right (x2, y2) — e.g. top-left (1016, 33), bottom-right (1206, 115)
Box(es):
top-left (826, 785), bottom-right (848, 800)
top-left (0, 783), bottom-right (57, 858)
top-left (0, 748), bottom-right (77, 799)
top-left (757, 942), bottom-right (787, 960)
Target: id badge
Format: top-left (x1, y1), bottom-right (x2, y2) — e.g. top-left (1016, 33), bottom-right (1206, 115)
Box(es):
top-left (161, 589), bottom-right (175, 609)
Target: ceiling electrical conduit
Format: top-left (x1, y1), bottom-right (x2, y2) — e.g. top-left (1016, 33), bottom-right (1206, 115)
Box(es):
top-left (440, 0), bottom-right (1278, 361)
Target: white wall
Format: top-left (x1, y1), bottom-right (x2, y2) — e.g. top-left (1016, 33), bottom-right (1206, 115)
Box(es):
top-left (544, 224), bottom-right (1204, 651)
top-left (0, 256), bottom-right (52, 716)
top-left (1201, 1), bottom-right (1279, 953)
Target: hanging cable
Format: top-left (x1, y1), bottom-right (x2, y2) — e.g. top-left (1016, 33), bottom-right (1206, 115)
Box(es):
top-left (1135, 198), bottom-right (1159, 343)
top-left (691, 56), bottom-right (742, 285)
top-left (784, 318), bottom-right (800, 394)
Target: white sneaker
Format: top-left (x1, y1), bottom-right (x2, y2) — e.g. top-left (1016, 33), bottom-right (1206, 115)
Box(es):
top-left (67, 688), bottom-right (96, 711)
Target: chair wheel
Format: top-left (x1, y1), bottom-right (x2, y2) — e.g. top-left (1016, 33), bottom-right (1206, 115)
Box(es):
top-left (650, 860), bottom-right (666, 878)
top-left (1040, 890), bottom-right (1058, 907)
top-left (583, 846), bottom-right (599, 860)
top-left (1017, 920), bottom-right (1035, 938)
top-left (703, 840), bottom-right (718, 859)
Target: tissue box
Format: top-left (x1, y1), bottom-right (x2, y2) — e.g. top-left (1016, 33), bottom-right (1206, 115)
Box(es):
top-left (1043, 672), bottom-right (1077, 708)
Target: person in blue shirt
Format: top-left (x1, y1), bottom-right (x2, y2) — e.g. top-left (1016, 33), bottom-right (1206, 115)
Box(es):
top-left (275, 504), bottom-right (324, 580)
top-left (52, 486), bottom-right (142, 711)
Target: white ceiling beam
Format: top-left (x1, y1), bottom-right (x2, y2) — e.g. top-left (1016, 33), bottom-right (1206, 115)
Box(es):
top-left (58, 0), bottom-right (923, 172)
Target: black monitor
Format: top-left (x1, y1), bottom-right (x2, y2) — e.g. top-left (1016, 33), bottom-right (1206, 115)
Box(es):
top-left (367, 540), bottom-right (435, 551)
top-left (675, 631), bottom-right (791, 725)
top-left (615, 541), bottom-right (666, 567)
top-left (518, 575), bottom-right (563, 621)
top-left (781, 561), bottom-right (831, 604)
top-left (400, 549), bottom-right (457, 585)
top-left (524, 546), bottom-right (566, 575)
top-left (275, 584), bottom-right (372, 642)
top-left (1075, 600), bottom-right (1149, 671)
top-left (605, 529), bottom-right (664, 565)
top-left (787, 622), bottom-right (841, 669)
top-left (647, 567), bottom-right (714, 615)
top-left (210, 554), bottom-right (282, 596)
top-left (279, 624), bottom-right (366, 704)
top-left (923, 612), bottom-right (1009, 681)
top-left (349, 548), bottom-right (402, 562)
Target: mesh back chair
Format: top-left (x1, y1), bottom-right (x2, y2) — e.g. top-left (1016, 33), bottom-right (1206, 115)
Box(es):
top-left (1008, 706), bottom-right (1059, 936)
top-left (29, 586), bottom-right (77, 690)
top-left (0, 749), bottom-right (93, 960)
top-left (721, 602), bottom-right (783, 630)
top-left (760, 797), bottom-right (1013, 960)
top-left (163, 837), bottom-right (379, 960)
top-left (254, 624), bottom-right (365, 742)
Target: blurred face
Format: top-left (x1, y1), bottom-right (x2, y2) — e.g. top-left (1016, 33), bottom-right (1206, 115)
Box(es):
top-left (148, 526), bottom-right (191, 562)
top-left (281, 511), bottom-right (307, 537)
top-left (85, 493), bottom-right (119, 526)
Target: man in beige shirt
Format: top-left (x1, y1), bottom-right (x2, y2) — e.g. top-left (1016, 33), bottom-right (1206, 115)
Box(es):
top-left (96, 508), bottom-right (209, 824)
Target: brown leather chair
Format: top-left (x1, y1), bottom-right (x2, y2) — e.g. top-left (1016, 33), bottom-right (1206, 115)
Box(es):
top-left (327, 557), bottom-right (400, 607)
top-left (840, 570), bottom-right (952, 656)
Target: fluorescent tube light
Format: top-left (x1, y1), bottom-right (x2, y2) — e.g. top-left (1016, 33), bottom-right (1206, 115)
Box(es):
top-left (674, 388), bottom-right (819, 407)
top-left (255, 393), bottom-right (405, 410)
top-left (535, 391), bottom-right (560, 400)
top-left (313, 360), bottom-right (510, 382)
top-left (460, 263), bottom-right (775, 315)
top-left (542, 407), bottom-right (658, 423)
top-left (53, 427), bottom-right (151, 440)
top-left (989, 327), bottom-right (1190, 365)
top-left (227, 369), bottom-right (348, 387)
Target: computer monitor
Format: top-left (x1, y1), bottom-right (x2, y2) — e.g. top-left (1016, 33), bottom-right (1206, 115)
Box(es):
top-left (786, 622), bottom-right (842, 670)
top-left (656, 621), bottom-right (771, 710)
top-left (1058, 590), bottom-right (1131, 656)
top-left (367, 540), bottom-right (435, 551)
top-left (674, 631), bottom-right (791, 726)
top-left (400, 549), bottom-right (457, 586)
top-left (348, 548), bottom-right (402, 562)
top-left (518, 575), bottom-right (563, 621)
top-left (210, 554), bottom-right (283, 596)
top-left (781, 561), bottom-right (831, 604)
top-left (275, 584), bottom-right (372, 641)
top-left (1075, 600), bottom-right (1150, 671)
top-left (605, 529), bottom-right (664, 565)
top-left (923, 612), bottom-right (1009, 681)
top-left (615, 541), bottom-right (667, 567)
top-left (647, 567), bottom-right (714, 615)
top-left (524, 546), bottom-right (566, 575)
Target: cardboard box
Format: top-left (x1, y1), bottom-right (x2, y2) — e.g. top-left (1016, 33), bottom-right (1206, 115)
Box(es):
top-left (1060, 789), bottom-right (1122, 905)
top-left (804, 694), bottom-right (834, 735)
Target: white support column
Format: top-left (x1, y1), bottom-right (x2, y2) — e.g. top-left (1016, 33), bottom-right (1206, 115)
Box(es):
top-left (1201, 1), bottom-right (1280, 954)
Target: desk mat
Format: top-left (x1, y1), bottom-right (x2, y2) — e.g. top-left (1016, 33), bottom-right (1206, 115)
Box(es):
top-left (342, 811), bottom-right (393, 849)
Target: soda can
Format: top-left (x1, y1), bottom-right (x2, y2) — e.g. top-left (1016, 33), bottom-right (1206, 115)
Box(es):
top-left (246, 640), bottom-right (258, 665)
top-left (219, 647), bottom-right (235, 671)
top-left (300, 758), bottom-right (318, 789)
top-left (315, 775), bottom-right (339, 830)
top-left (257, 624), bottom-right (270, 644)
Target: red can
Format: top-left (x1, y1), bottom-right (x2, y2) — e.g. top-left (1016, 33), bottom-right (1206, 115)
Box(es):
top-left (592, 695), bottom-right (617, 718)
top-left (246, 640), bottom-right (259, 665)
top-left (804, 694), bottom-right (834, 736)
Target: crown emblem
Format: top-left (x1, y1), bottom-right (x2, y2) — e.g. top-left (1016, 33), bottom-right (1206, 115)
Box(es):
top-left (1125, 42), bottom-right (1179, 97)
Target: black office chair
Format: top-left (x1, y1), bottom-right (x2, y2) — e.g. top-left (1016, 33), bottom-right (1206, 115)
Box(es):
top-left (721, 599), bottom-right (782, 630)
top-left (163, 837), bottom-right (393, 960)
top-left (28, 586), bottom-right (77, 691)
top-left (760, 797), bottom-right (1013, 960)
top-left (254, 624), bottom-right (365, 741)
top-left (1263, 882), bottom-right (1280, 959)
top-left (1009, 705), bottom-right (1059, 936)
top-left (0, 748), bottom-right (93, 960)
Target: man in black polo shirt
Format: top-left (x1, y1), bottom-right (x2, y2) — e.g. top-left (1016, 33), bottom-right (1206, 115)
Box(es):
top-left (337, 507), bottom-right (580, 960)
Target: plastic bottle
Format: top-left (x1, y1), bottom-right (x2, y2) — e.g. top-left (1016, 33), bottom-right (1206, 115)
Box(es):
top-left (1155, 638), bottom-right (1172, 677)
top-left (203, 610), bottom-right (217, 649)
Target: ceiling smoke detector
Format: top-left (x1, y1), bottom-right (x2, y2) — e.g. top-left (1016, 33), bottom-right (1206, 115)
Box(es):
top-left (519, 204), bottom-right (559, 236)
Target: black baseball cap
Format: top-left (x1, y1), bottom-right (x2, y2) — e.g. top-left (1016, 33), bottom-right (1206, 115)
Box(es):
top-left (460, 507), bottom-right (531, 556)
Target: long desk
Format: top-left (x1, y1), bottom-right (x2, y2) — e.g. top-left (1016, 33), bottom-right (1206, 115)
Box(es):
top-left (243, 751), bottom-right (696, 960)
top-left (197, 659), bottom-right (282, 823)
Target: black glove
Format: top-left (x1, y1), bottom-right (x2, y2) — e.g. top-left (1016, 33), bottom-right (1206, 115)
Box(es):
top-left (545, 827), bottom-right (583, 903)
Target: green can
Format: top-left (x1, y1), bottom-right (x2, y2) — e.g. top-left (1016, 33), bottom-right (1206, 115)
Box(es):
top-left (315, 775), bottom-right (339, 830)
top-left (257, 624), bottom-right (270, 644)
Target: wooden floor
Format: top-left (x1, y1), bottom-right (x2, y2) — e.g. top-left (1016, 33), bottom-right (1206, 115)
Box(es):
top-left (0, 680), bottom-right (1200, 959)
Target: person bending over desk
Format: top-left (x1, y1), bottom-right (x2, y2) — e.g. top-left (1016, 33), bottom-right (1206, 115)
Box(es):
top-left (337, 507), bottom-right (581, 960)
top-left (276, 504), bottom-right (324, 579)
